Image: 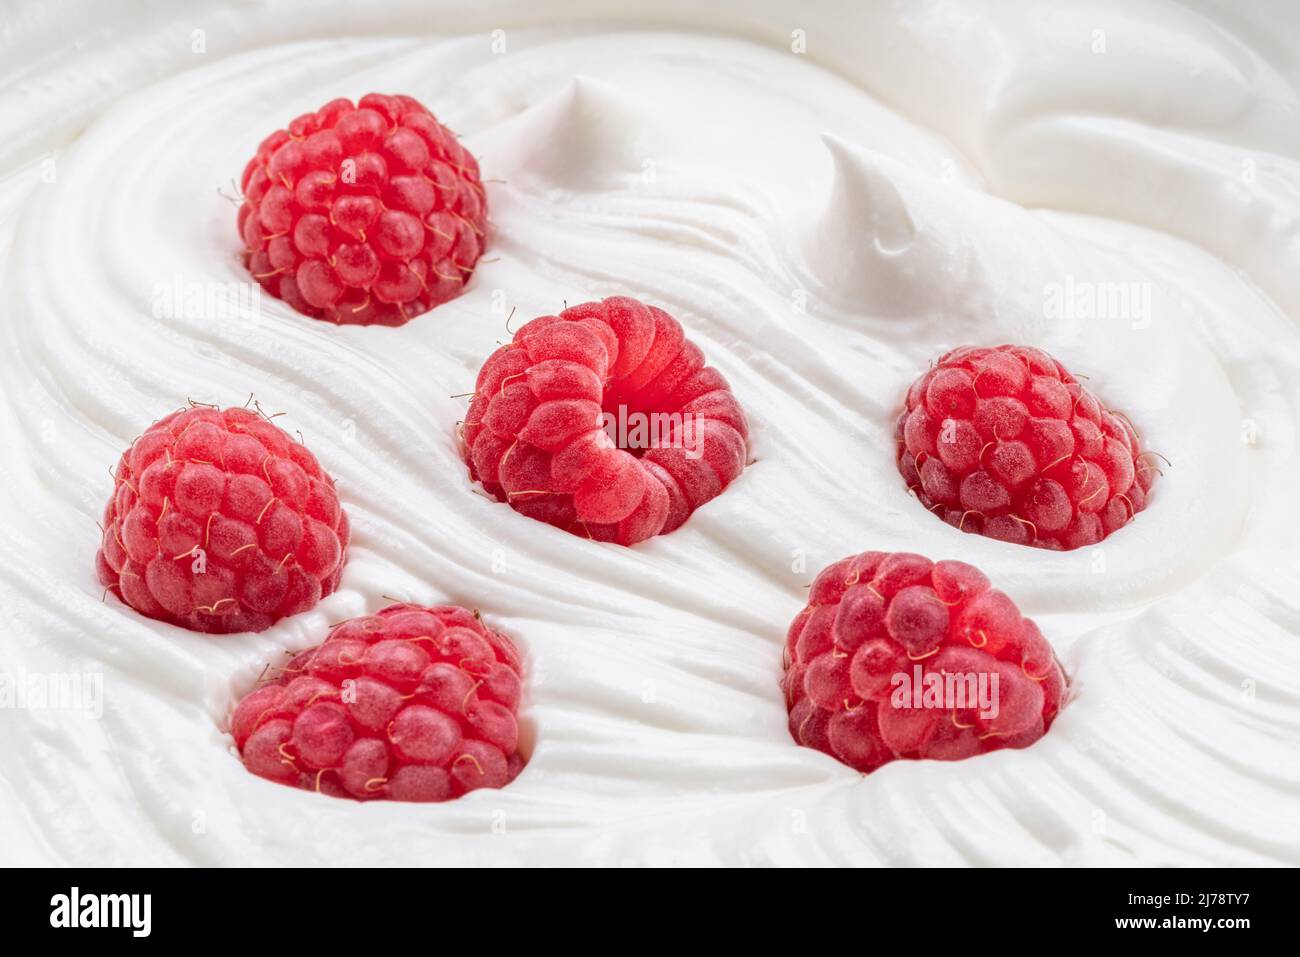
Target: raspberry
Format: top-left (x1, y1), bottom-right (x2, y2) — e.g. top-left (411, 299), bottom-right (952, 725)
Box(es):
top-left (460, 297), bottom-right (749, 544)
top-left (231, 603), bottom-right (526, 801)
top-left (783, 551), bottom-right (1068, 772)
top-left (895, 345), bottom-right (1159, 549)
top-left (238, 93), bottom-right (487, 327)
top-left (95, 405), bottom-right (349, 633)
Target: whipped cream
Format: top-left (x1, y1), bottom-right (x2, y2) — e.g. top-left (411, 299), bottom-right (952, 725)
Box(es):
top-left (1, 0), bottom-right (1298, 865)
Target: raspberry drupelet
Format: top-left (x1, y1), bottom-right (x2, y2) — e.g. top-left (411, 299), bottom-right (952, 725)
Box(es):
top-left (460, 296), bottom-right (749, 545)
top-left (896, 345), bottom-right (1159, 550)
top-left (96, 405), bottom-right (349, 634)
top-left (783, 551), bottom-right (1068, 772)
top-left (231, 603), bottom-right (526, 802)
top-left (238, 93), bottom-right (487, 326)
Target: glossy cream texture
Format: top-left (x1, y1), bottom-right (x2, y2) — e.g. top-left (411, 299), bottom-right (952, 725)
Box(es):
top-left (1, 0), bottom-right (1299, 865)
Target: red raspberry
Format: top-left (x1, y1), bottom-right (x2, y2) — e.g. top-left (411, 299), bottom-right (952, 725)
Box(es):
top-left (460, 297), bottom-right (749, 545)
top-left (231, 603), bottom-right (526, 802)
top-left (783, 551), bottom-right (1068, 772)
top-left (238, 93), bottom-right (487, 327)
top-left (95, 405), bottom-right (349, 634)
top-left (896, 345), bottom-right (1159, 549)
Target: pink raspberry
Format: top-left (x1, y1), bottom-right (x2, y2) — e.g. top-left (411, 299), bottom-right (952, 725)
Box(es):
top-left (238, 93), bottom-right (487, 327)
top-left (231, 603), bottom-right (526, 802)
top-left (896, 345), bottom-right (1160, 549)
top-left (783, 551), bottom-right (1068, 772)
top-left (460, 296), bottom-right (749, 545)
top-left (95, 405), bottom-right (349, 633)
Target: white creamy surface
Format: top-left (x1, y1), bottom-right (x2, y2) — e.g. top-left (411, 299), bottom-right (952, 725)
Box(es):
top-left (2, 0), bottom-right (1299, 865)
